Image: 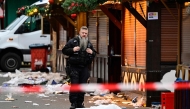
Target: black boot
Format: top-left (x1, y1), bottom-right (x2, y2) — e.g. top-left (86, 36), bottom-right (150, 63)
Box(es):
top-left (77, 103), bottom-right (85, 108)
top-left (70, 103), bottom-right (77, 109)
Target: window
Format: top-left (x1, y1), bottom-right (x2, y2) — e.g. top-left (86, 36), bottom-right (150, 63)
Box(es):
top-left (43, 18), bottom-right (50, 34)
top-left (21, 15), bottom-right (41, 33)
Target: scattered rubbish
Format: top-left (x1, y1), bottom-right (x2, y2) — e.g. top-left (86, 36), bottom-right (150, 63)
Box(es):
top-left (0, 101), bottom-right (12, 102)
top-left (53, 91), bottom-right (66, 94)
top-left (33, 103), bottom-right (39, 106)
top-left (93, 99), bottom-right (112, 105)
top-left (5, 93), bottom-right (14, 101)
top-left (85, 93), bottom-right (91, 96)
top-left (45, 103), bottom-right (50, 106)
top-left (116, 92), bottom-right (125, 97)
top-left (50, 99), bottom-right (56, 102)
top-left (42, 99), bottom-right (50, 101)
top-left (90, 104), bottom-right (121, 109)
top-left (151, 102), bottom-right (161, 109)
top-left (0, 69), bottom-right (147, 108)
top-left (5, 97), bottom-right (14, 101)
top-left (116, 94), bottom-right (123, 98)
top-left (89, 101), bottom-right (94, 103)
top-left (12, 106), bottom-right (19, 108)
top-left (113, 100), bottom-right (120, 102)
top-left (122, 101), bottom-right (131, 104)
top-left (1, 69), bottom-right (66, 86)
top-left (123, 95), bottom-right (130, 100)
top-left (132, 97), bottom-right (138, 103)
top-left (25, 101), bottom-right (32, 103)
top-left (120, 106), bottom-right (127, 109)
top-left (38, 94), bottom-right (49, 97)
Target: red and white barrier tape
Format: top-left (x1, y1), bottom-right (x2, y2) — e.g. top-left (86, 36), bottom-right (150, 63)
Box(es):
top-left (0, 82), bottom-right (190, 93)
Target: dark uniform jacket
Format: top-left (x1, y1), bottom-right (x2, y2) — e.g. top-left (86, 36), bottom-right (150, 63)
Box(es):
top-left (62, 36), bottom-right (96, 67)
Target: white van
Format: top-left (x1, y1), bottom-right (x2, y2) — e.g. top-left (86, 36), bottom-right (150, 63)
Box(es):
top-left (0, 0), bottom-right (51, 72)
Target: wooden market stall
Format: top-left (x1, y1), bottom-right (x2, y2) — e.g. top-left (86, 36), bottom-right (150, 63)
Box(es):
top-left (48, 1), bottom-right (189, 106)
top-left (15, 0), bottom-right (190, 107)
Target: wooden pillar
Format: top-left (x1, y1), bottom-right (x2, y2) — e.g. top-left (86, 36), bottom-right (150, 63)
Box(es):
top-left (146, 2), bottom-right (161, 107)
top-left (76, 12), bottom-right (87, 34)
top-left (51, 30), bottom-right (57, 73)
top-left (177, 4), bottom-right (182, 64)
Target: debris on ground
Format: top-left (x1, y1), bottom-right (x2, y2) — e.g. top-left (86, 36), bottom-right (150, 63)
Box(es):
top-left (0, 69), bottom-right (68, 86)
top-left (0, 69), bottom-right (147, 108)
top-left (5, 93), bottom-right (14, 101)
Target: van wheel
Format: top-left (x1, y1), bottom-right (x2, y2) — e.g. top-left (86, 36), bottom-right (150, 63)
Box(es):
top-left (0, 53), bottom-right (22, 72)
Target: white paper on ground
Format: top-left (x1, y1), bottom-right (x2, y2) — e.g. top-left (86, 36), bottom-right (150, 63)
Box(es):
top-left (33, 103), bottom-right (39, 106)
top-left (90, 104), bottom-right (121, 109)
top-left (25, 101), bottom-right (32, 103)
top-left (0, 101), bottom-right (12, 102)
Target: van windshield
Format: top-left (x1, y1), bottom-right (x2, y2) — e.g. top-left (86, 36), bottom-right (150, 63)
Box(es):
top-left (5, 15), bottom-right (25, 30)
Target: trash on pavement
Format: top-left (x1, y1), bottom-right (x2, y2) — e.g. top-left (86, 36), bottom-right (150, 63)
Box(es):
top-left (33, 103), bottom-right (39, 106)
top-left (5, 93), bottom-right (14, 101)
top-left (25, 101), bottom-right (32, 103)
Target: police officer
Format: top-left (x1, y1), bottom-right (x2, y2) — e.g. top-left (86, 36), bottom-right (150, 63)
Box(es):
top-left (62, 26), bottom-right (96, 109)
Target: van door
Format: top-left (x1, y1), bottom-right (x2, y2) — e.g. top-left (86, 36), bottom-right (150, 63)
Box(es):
top-left (16, 16), bottom-right (50, 61)
top-left (18, 16), bottom-right (50, 46)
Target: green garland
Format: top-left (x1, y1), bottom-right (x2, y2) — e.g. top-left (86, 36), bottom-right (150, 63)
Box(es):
top-left (61, 0), bottom-right (107, 15)
top-left (16, 5), bottom-right (50, 17)
top-left (16, 0), bottom-right (107, 17)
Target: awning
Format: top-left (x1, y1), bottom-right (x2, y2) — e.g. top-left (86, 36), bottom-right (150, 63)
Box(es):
top-left (0, 7), bottom-right (3, 18)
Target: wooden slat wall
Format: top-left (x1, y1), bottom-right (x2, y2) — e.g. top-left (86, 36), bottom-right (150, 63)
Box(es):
top-left (99, 16), bottom-right (109, 55)
top-left (135, 1), bottom-right (146, 67)
top-left (88, 11), bottom-right (109, 83)
top-left (88, 17), bottom-right (97, 51)
top-left (123, 1), bottom-right (146, 67)
top-left (161, 8), bottom-right (178, 62)
top-left (59, 24), bottom-right (67, 49)
top-left (181, 6), bottom-right (190, 65)
top-left (92, 55), bottom-right (108, 83)
top-left (124, 8), bottom-right (135, 66)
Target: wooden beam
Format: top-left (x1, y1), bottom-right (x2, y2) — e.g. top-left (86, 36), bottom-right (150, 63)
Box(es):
top-left (103, 4), bottom-right (122, 10)
top-left (100, 5), bottom-right (122, 30)
top-left (77, 12), bottom-right (87, 33)
top-left (54, 16), bottom-right (68, 30)
top-left (61, 13), bottom-right (76, 27)
top-left (48, 17), bottom-right (57, 31)
top-left (123, 2), bottom-right (147, 28)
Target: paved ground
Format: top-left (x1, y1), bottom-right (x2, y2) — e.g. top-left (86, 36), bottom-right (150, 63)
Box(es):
top-left (0, 68), bottom-right (151, 109)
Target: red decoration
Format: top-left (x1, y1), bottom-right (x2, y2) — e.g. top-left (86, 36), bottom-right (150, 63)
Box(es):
top-left (154, 0), bottom-right (159, 3)
top-left (92, 10), bottom-right (97, 14)
top-left (71, 14), bottom-right (77, 19)
top-left (71, 2), bottom-right (75, 7)
top-left (49, 0), bottom-right (54, 4)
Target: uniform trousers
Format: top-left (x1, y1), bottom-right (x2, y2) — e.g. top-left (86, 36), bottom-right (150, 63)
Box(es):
top-left (69, 65), bottom-right (90, 104)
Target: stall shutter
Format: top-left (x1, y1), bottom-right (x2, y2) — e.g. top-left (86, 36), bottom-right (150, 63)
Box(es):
top-left (161, 8), bottom-right (178, 62)
top-left (88, 11), bottom-right (109, 55)
top-left (98, 16), bottom-right (109, 55)
top-left (88, 17), bottom-right (97, 51)
top-left (59, 24), bottom-right (67, 49)
top-left (135, 1), bottom-right (146, 67)
top-left (123, 1), bottom-right (146, 67)
top-left (181, 6), bottom-right (190, 65)
top-left (123, 8), bottom-right (135, 66)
